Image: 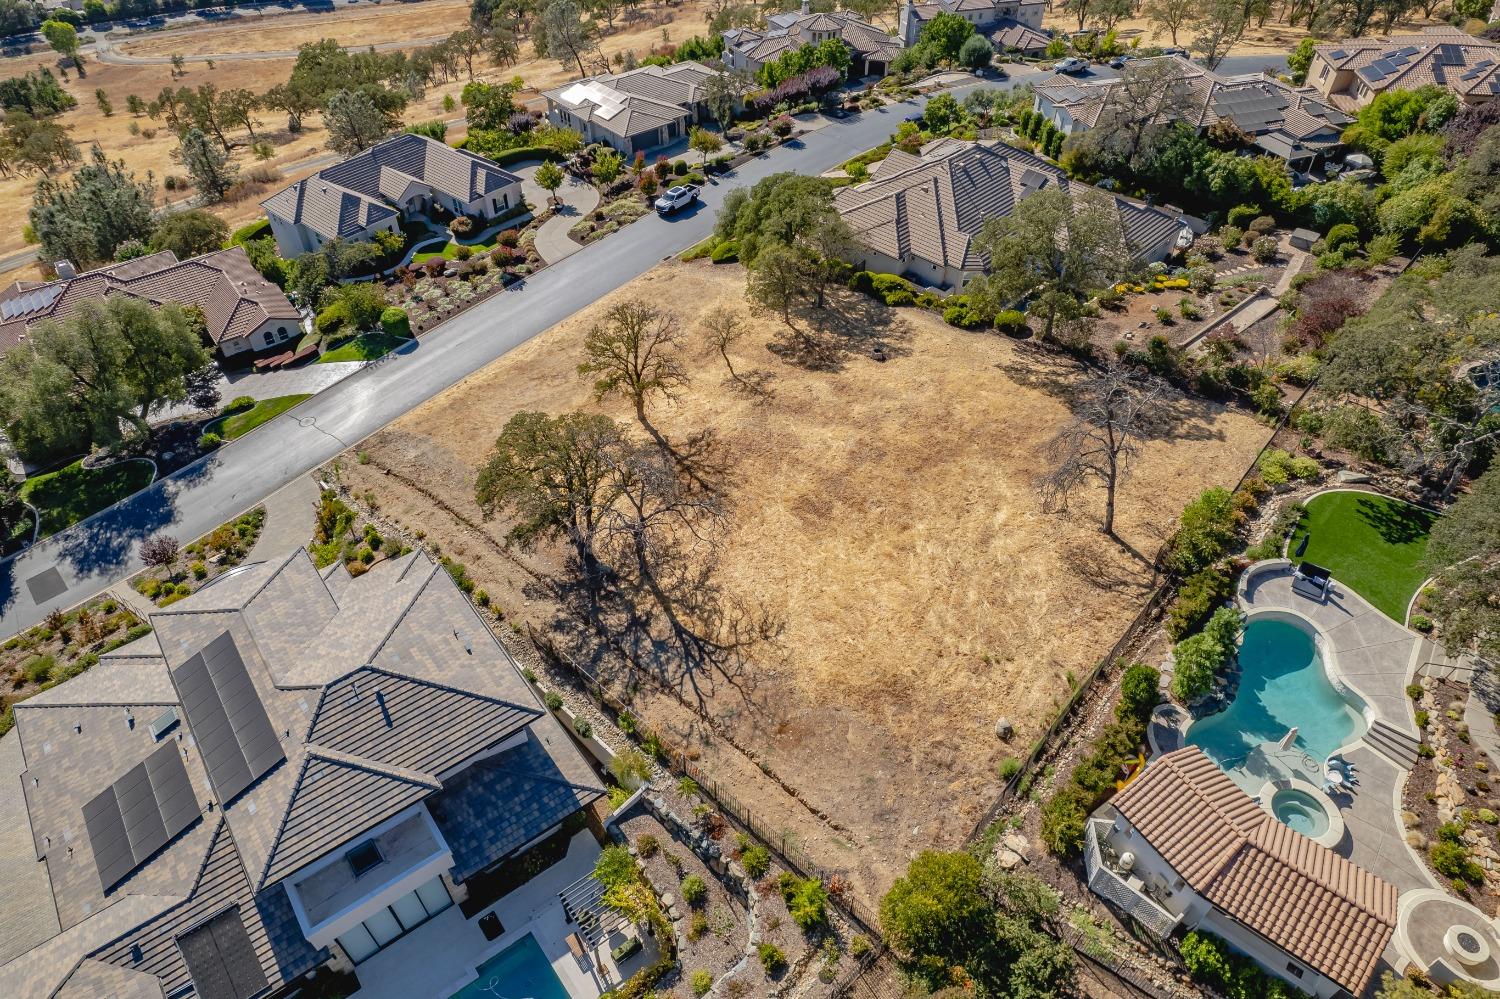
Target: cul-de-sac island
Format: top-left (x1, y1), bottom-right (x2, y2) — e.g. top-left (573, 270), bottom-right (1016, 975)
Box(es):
top-left (0, 0), bottom-right (1498, 997)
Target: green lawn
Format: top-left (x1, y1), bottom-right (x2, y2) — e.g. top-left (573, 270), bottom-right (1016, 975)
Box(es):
top-left (1288, 490), bottom-right (1438, 622)
top-left (204, 394), bottom-right (312, 440)
top-left (20, 458), bottom-right (157, 538)
top-left (412, 237), bottom-right (497, 263)
top-left (318, 332), bottom-right (410, 364)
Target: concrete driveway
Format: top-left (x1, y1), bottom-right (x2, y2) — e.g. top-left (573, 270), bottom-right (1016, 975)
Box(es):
top-left (511, 160), bottom-right (602, 265)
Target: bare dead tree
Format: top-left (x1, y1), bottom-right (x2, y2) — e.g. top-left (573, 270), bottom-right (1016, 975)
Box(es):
top-left (701, 305), bottom-right (771, 399)
top-left (578, 299), bottom-right (688, 442)
top-left (1039, 367), bottom-right (1170, 539)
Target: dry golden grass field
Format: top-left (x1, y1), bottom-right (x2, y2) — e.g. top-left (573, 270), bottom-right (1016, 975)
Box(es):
top-left (0, 0), bottom-right (712, 282)
top-left (333, 260), bottom-right (1270, 900)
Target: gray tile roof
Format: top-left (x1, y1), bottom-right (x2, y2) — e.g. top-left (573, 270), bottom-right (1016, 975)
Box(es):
top-left (428, 721), bottom-right (605, 880)
top-left (256, 752), bottom-right (439, 888)
top-left (835, 139), bottom-right (1183, 275)
top-left (2, 545), bottom-right (599, 999)
top-left (262, 134), bottom-right (522, 244)
top-left (727, 11), bottom-right (900, 66)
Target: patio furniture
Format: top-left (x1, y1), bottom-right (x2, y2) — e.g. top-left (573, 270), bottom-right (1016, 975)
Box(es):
top-left (1324, 768), bottom-right (1345, 787)
top-left (478, 912), bottom-right (503, 941)
top-left (566, 933), bottom-right (586, 960)
top-left (1292, 561), bottom-right (1333, 602)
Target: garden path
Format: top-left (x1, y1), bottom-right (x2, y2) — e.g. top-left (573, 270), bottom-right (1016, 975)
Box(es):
top-left (512, 160), bottom-right (602, 265)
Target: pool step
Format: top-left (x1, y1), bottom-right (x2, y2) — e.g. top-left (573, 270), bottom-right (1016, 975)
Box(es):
top-left (1364, 719), bottom-right (1421, 770)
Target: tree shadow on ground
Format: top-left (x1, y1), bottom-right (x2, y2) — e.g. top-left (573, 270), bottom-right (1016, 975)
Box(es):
top-left (1061, 538), bottom-right (1158, 592)
top-left (766, 288), bottom-right (913, 373)
top-left (1354, 496), bottom-right (1436, 547)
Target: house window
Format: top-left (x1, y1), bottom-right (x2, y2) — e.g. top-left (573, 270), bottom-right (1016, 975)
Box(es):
top-left (347, 840), bottom-right (384, 877)
top-left (1284, 963), bottom-right (1304, 979)
top-left (276, 327), bottom-right (291, 342)
top-left (333, 876), bottom-right (453, 963)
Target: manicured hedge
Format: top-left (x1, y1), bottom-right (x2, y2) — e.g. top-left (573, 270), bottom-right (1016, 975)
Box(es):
top-left (380, 307), bottom-right (410, 338)
top-left (227, 218), bottom-right (270, 247)
top-left (485, 146), bottom-right (568, 167)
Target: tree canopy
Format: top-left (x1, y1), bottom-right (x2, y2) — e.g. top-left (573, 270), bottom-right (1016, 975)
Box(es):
top-left (1424, 466), bottom-right (1500, 660)
top-left (150, 210), bottom-right (230, 261)
top-left (29, 145), bottom-right (156, 269)
top-left (0, 297), bottom-right (210, 460)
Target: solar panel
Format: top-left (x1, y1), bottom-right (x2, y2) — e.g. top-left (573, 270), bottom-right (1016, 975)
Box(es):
top-left (176, 906), bottom-right (270, 999)
top-left (173, 632), bottom-right (284, 805)
top-left (83, 742), bottom-right (199, 891)
top-left (1436, 44), bottom-right (1464, 67)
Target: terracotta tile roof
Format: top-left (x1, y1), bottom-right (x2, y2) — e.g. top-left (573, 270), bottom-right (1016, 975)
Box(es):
top-left (1113, 748), bottom-right (1397, 994)
top-left (833, 139), bottom-right (1182, 275)
top-left (1315, 26), bottom-right (1500, 101)
top-left (0, 245), bottom-right (298, 357)
top-left (727, 11), bottom-right (901, 65)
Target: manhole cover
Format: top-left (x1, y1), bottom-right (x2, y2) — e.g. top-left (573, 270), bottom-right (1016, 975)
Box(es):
top-left (25, 566), bottom-right (67, 604)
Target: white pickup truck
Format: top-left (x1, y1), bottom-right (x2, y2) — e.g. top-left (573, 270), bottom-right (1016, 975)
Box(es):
top-left (654, 184), bottom-right (701, 215)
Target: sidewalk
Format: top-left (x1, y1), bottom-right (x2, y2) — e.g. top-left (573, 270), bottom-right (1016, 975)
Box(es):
top-left (246, 473), bottom-right (320, 563)
top-left (513, 161), bottom-right (602, 265)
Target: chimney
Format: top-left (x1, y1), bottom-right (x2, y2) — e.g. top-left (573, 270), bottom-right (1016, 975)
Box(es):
top-left (54, 260), bottom-right (76, 279)
top-left (801, 0), bottom-right (810, 12)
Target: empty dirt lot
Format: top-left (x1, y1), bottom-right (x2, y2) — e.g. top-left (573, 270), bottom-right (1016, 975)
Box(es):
top-left (333, 260), bottom-right (1270, 901)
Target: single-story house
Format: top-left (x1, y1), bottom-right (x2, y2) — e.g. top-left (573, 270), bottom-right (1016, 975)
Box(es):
top-left (543, 62), bottom-right (719, 156)
top-left (832, 137), bottom-right (1188, 290)
top-left (723, 2), bottom-right (903, 79)
top-left (1033, 55), bottom-right (1352, 173)
top-left (0, 246), bottom-right (303, 360)
top-left (1087, 747), bottom-right (1397, 999)
top-left (261, 133), bottom-right (525, 259)
top-left (1306, 25), bottom-right (1500, 113)
top-left (0, 546), bottom-right (605, 998)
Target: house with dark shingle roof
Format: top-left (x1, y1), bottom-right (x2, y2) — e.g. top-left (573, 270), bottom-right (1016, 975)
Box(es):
top-left (543, 62), bottom-right (717, 156)
top-left (0, 246), bottom-right (303, 361)
top-left (1086, 747), bottom-right (1397, 999)
top-left (722, 1), bottom-right (903, 79)
top-left (897, 0), bottom-right (1050, 55)
top-left (0, 546), bottom-right (604, 999)
top-left (833, 137), bottom-right (1187, 289)
top-left (261, 133), bottom-right (525, 258)
top-left (1307, 25), bottom-right (1500, 113)
top-left (1033, 55), bottom-right (1352, 174)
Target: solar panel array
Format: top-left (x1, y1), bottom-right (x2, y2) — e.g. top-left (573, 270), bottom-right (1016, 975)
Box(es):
top-left (1435, 44), bottom-right (1465, 67)
top-left (1462, 59), bottom-right (1496, 81)
top-left (83, 742), bottom-right (199, 891)
top-left (175, 906), bottom-right (270, 999)
top-left (1215, 87), bottom-right (1289, 132)
top-left (172, 631), bottom-right (284, 805)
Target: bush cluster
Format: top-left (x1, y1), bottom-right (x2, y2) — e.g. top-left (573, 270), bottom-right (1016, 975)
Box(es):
top-left (1166, 566), bottom-right (1234, 641)
top-left (1039, 663), bottom-right (1160, 856)
top-left (1257, 448), bottom-right (1319, 486)
top-left (1180, 930), bottom-right (1310, 999)
top-left (1170, 606), bottom-right (1244, 702)
top-left (778, 872), bottom-right (829, 931)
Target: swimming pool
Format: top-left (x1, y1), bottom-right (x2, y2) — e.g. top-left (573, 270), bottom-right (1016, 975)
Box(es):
top-left (447, 933), bottom-right (570, 999)
top-left (1186, 615), bottom-right (1364, 767)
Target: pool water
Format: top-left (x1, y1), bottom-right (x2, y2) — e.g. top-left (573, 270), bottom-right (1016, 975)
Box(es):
top-left (447, 933), bottom-right (570, 999)
top-left (1272, 787), bottom-right (1331, 838)
top-left (1186, 617), bottom-right (1364, 767)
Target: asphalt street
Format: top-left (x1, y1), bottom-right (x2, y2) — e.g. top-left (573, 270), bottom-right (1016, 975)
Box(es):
top-left (0, 87), bottom-right (978, 635)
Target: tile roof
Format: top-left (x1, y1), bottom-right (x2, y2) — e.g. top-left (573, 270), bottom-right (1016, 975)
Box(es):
top-left (0, 246), bottom-right (298, 357)
top-left (726, 11), bottom-right (901, 66)
top-left (1315, 26), bottom-right (1500, 101)
top-left (989, 17), bottom-right (1051, 53)
top-left (1113, 748), bottom-right (1397, 994)
top-left (544, 64), bottom-right (711, 139)
top-left (1034, 55), bottom-right (1350, 144)
top-left (262, 134), bottom-right (521, 243)
top-left (2, 546), bottom-right (603, 999)
top-left (833, 139), bottom-right (1182, 275)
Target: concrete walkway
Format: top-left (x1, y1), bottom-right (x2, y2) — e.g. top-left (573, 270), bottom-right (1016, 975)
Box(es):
top-left (246, 473), bottom-right (321, 563)
top-left (0, 734), bottom-right (59, 965)
top-left (512, 160), bottom-right (601, 265)
top-left (1465, 660), bottom-right (1500, 766)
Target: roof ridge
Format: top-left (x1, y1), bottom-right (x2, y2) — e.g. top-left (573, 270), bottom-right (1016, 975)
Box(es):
top-left (303, 745), bottom-right (442, 788)
top-left (360, 561), bottom-right (442, 664)
top-left (252, 749), bottom-right (314, 890)
top-left (243, 548), bottom-right (322, 609)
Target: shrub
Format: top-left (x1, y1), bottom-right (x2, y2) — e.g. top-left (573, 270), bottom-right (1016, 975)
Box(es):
top-left (543, 691), bottom-right (563, 710)
top-left (1218, 224), bottom-right (1244, 249)
top-left (741, 843), bottom-right (771, 878)
top-left (999, 757), bottom-right (1022, 780)
top-left (24, 654), bottom-right (56, 684)
top-left (1170, 607), bottom-right (1242, 702)
top-left (691, 970), bottom-right (713, 995)
top-left (1039, 786), bottom-right (1090, 856)
top-left (1226, 204), bottom-right (1261, 229)
top-left (573, 716), bottom-right (592, 738)
top-left (609, 747), bottom-right (652, 789)
top-left (1167, 566), bottom-right (1234, 640)
top-left (198, 432), bottom-right (223, 450)
top-left (994, 309), bottom-right (1028, 336)
top-left (709, 238), bottom-right (739, 263)
top-left (782, 876), bottom-right (829, 932)
top-left (1325, 223), bottom-right (1360, 254)
top-left (1432, 841), bottom-right (1485, 883)
top-left (1169, 487), bottom-right (1240, 575)
top-left (380, 306), bottom-right (410, 338)
top-left (681, 874), bottom-right (708, 906)
top-left (191, 560), bottom-right (207, 580)
top-left (1480, 809), bottom-right (1499, 825)
top-left (759, 943), bottom-right (787, 975)
top-left (1252, 235), bottom-right (1278, 263)
top-left (1248, 215), bottom-right (1276, 235)
top-left (1412, 614), bottom-right (1434, 632)
top-left (1117, 663), bottom-right (1161, 722)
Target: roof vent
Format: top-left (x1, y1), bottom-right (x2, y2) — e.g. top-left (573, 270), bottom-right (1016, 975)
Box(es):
top-left (124, 708), bottom-right (134, 729)
top-left (149, 708), bottom-right (179, 741)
